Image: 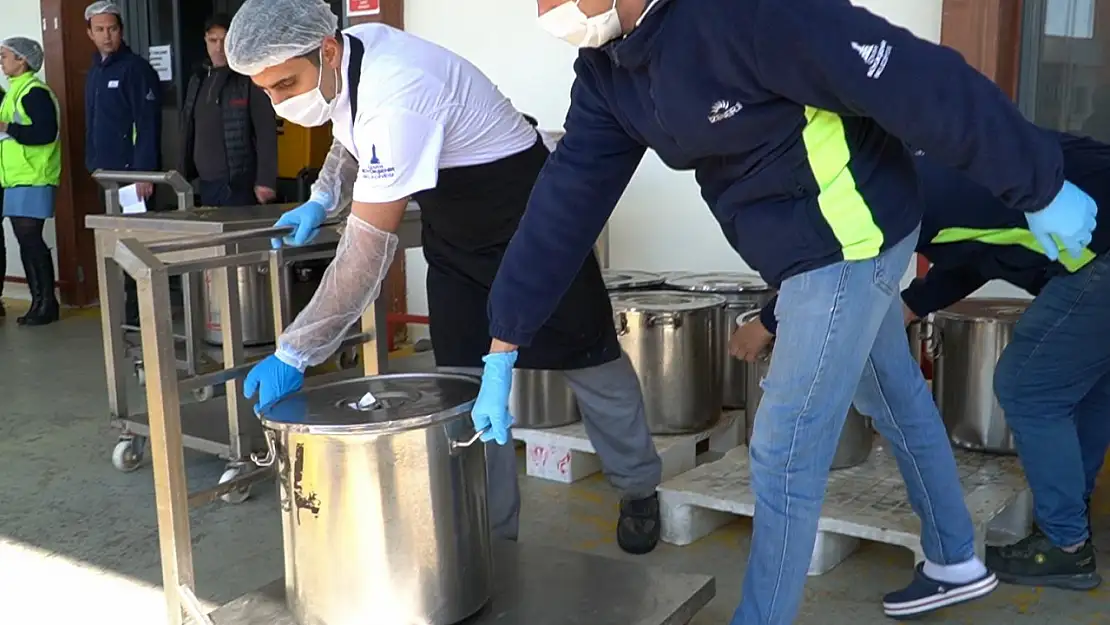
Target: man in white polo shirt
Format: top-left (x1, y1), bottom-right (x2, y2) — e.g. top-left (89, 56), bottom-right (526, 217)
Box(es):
top-left (225, 0), bottom-right (663, 554)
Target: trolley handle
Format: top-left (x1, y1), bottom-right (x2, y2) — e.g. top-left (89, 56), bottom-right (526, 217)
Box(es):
top-left (92, 169), bottom-right (195, 213)
top-left (147, 219), bottom-right (343, 255)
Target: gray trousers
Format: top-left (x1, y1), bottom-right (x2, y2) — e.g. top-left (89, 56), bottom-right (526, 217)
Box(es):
top-left (441, 353), bottom-right (662, 540)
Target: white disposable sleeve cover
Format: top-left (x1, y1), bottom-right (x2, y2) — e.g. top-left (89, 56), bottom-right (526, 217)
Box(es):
top-left (309, 138), bottom-right (360, 217)
top-left (274, 214), bottom-right (399, 372)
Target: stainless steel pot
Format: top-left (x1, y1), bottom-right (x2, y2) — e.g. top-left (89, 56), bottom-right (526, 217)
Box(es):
top-left (666, 272), bottom-right (776, 408)
top-left (257, 373), bottom-right (492, 625)
top-left (202, 261), bottom-right (325, 346)
top-left (929, 298), bottom-right (1029, 454)
top-left (741, 318), bottom-right (873, 470)
top-left (509, 369), bottom-right (580, 429)
top-left (603, 269), bottom-right (665, 291)
top-left (612, 290), bottom-right (727, 434)
top-left (202, 264), bottom-right (275, 346)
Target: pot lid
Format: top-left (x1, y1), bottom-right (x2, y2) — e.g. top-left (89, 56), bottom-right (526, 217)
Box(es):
top-left (665, 271), bottom-right (772, 294)
top-left (934, 298), bottom-right (1030, 322)
top-left (611, 290), bottom-right (727, 313)
top-left (258, 373), bottom-right (480, 434)
top-left (602, 269), bottom-right (665, 290)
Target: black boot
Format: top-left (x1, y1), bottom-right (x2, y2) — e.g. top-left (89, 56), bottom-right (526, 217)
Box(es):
top-left (617, 493), bottom-right (661, 555)
top-left (22, 250), bottom-right (59, 326)
top-left (16, 247), bottom-right (38, 325)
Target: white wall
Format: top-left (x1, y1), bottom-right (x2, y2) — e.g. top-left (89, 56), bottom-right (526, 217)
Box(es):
top-left (2, 2), bottom-right (57, 284)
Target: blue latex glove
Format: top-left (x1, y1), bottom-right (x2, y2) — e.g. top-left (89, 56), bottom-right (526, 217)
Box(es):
top-left (472, 351), bottom-right (518, 445)
top-left (1026, 181), bottom-right (1098, 261)
top-left (272, 198), bottom-right (329, 249)
top-left (244, 355), bottom-right (305, 413)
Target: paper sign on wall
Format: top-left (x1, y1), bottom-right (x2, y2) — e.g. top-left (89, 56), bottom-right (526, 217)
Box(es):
top-left (349, 0), bottom-right (381, 18)
top-left (148, 45), bottom-right (173, 82)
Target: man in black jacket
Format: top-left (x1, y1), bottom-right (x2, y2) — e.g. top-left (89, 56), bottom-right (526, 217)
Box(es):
top-left (181, 14), bottom-right (278, 207)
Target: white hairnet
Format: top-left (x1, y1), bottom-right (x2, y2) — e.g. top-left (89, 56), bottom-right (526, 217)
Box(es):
top-left (84, 1), bottom-right (121, 21)
top-left (1, 37), bottom-right (44, 73)
top-left (226, 0), bottom-right (339, 77)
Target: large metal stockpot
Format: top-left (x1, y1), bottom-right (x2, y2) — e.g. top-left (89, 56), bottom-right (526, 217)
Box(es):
top-left (611, 290), bottom-right (727, 434)
top-left (737, 310), bottom-right (873, 470)
top-left (666, 272), bottom-right (776, 408)
top-left (509, 369), bottom-right (580, 429)
top-left (744, 356), bottom-right (874, 470)
top-left (930, 298), bottom-right (1029, 454)
top-left (257, 373), bottom-right (492, 625)
top-left (603, 269), bottom-right (665, 291)
top-left (201, 260), bottom-right (325, 346)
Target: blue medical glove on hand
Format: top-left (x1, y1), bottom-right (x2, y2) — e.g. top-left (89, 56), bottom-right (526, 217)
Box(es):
top-left (472, 351), bottom-right (518, 445)
top-left (244, 354), bottom-right (304, 413)
top-left (272, 197), bottom-right (330, 249)
top-left (1026, 181), bottom-right (1099, 261)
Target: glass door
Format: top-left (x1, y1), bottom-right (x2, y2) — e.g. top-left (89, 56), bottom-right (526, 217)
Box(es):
top-left (1019, 0), bottom-right (1110, 139)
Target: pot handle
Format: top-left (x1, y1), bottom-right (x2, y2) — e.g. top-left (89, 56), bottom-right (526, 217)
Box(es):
top-left (920, 318), bottom-right (944, 360)
top-left (645, 313), bottom-right (683, 329)
top-left (735, 308), bottom-right (763, 328)
top-left (251, 429), bottom-right (278, 467)
top-left (448, 427), bottom-right (490, 456)
top-left (614, 312), bottom-right (629, 337)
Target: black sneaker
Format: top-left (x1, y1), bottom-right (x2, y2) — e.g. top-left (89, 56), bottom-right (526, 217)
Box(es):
top-left (617, 493), bottom-right (660, 555)
top-left (882, 563), bottom-right (997, 619)
top-left (986, 531), bottom-right (1101, 591)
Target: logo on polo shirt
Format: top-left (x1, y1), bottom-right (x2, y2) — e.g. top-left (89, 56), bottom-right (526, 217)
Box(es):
top-left (360, 143), bottom-right (396, 182)
top-left (851, 40), bottom-right (891, 79)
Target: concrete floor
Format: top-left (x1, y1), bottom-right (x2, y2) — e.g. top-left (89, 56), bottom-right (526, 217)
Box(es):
top-left (1, 306), bottom-right (1108, 624)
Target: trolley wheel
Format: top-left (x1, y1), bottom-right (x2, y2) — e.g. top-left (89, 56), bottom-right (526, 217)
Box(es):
top-left (134, 363), bottom-right (146, 387)
top-left (338, 349), bottom-right (359, 370)
top-left (192, 385), bottom-right (215, 402)
top-left (218, 466), bottom-right (252, 504)
top-left (111, 437), bottom-right (145, 472)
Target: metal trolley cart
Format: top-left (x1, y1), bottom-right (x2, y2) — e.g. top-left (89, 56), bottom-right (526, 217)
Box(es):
top-left (87, 172), bottom-right (422, 498)
top-left (111, 227), bottom-right (716, 625)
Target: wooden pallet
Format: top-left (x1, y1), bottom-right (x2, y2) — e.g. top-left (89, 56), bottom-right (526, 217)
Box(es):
top-left (513, 410), bottom-right (745, 484)
top-left (658, 442), bottom-right (1031, 575)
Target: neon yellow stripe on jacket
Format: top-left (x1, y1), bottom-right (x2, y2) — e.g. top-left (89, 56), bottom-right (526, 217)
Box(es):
top-left (800, 107), bottom-right (884, 261)
top-left (931, 227), bottom-right (1095, 272)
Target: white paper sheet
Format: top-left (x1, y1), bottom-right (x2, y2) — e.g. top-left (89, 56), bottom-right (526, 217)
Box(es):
top-left (119, 184), bottom-right (147, 215)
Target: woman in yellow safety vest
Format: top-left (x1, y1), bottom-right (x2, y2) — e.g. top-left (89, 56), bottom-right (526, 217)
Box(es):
top-left (0, 37), bottom-right (61, 326)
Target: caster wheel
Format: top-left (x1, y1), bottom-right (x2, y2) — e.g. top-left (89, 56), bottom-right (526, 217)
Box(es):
top-left (111, 438), bottom-right (145, 472)
top-left (135, 364), bottom-right (146, 387)
top-left (338, 349), bottom-right (359, 370)
top-left (192, 386), bottom-right (215, 402)
top-left (218, 467), bottom-right (252, 504)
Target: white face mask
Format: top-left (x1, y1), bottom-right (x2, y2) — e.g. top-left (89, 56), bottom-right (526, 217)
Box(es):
top-left (272, 48), bottom-right (341, 128)
top-left (538, 0), bottom-right (623, 49)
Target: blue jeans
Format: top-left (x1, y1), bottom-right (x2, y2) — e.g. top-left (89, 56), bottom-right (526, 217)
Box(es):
top-left (731, 227), bottom-right (976, 625)
top-left (993, 253), bottom-right (1110, 548)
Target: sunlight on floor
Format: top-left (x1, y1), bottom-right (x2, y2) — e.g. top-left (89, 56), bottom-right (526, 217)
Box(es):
top-left (0, 537), bottom-right (216, 624)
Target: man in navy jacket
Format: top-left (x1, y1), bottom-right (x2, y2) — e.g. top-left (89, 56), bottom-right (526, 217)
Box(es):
top-left (737, 132), bottom-right (1109, 592)
top-left (83, 1), bottom-right (162, 325)
top-left (84, 1), bottom-right (162, 185)
top-left (470, 0), bottom-right (1100, 623)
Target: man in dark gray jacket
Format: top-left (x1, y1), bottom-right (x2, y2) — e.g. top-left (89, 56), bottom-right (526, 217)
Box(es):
top-left (181, 13), bottom-right (278, 207)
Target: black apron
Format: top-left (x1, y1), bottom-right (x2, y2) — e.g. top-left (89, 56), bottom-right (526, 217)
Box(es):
top-left (346, 35), bottom-right (620, 371)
